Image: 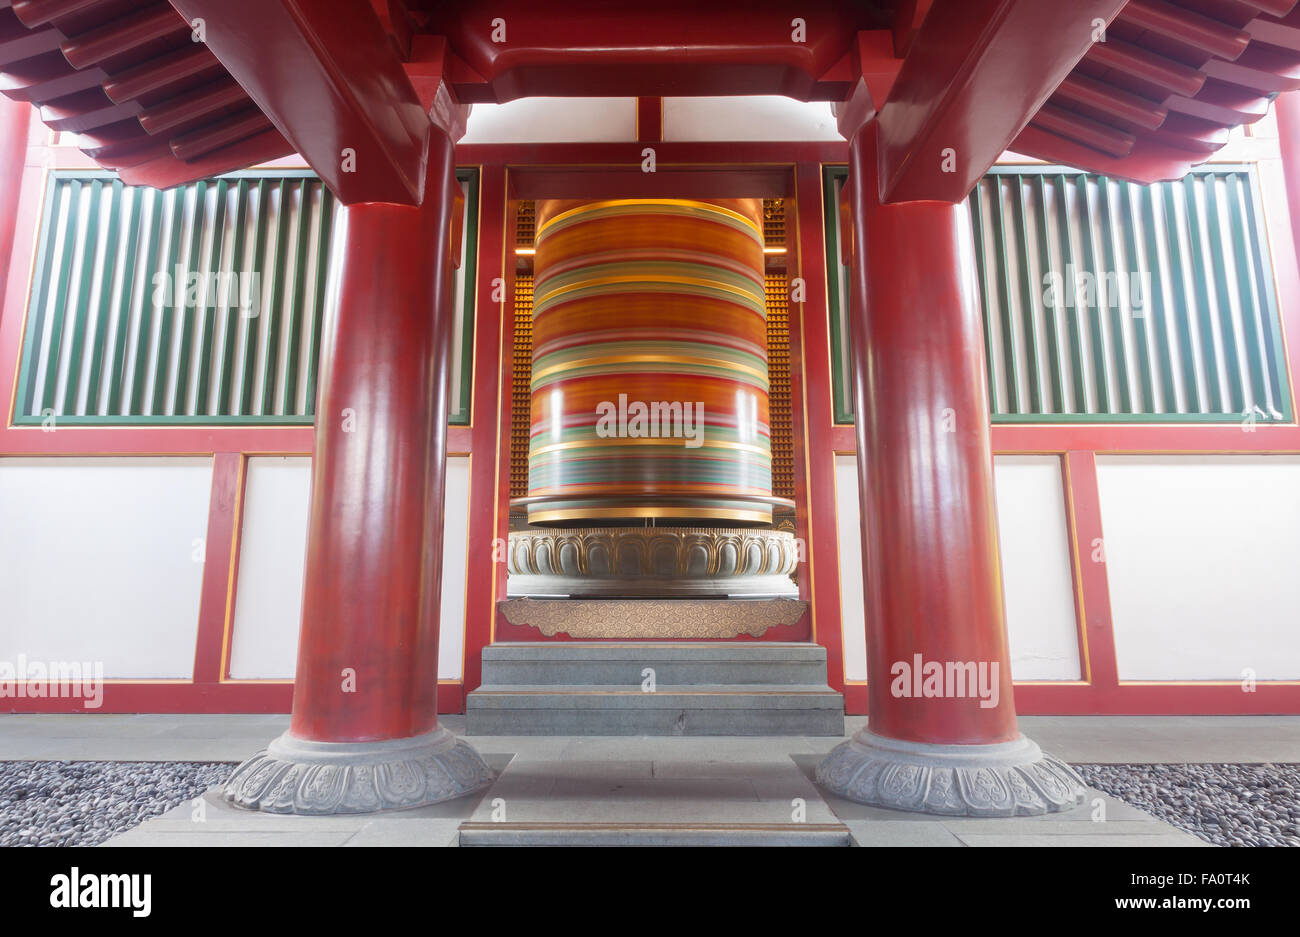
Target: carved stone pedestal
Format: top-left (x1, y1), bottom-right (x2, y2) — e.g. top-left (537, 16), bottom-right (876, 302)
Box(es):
top-left (507, 526), bottom-right (800, 598)
top-left (816, 730), bottom-right (1087, 817)
top-left (224, 727), bottom-right (492, 815)
top-left (498, 596), bottom-right (808, 638)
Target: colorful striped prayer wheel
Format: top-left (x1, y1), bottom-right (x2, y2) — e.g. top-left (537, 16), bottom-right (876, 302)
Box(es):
top-left (522, 198), bottom-right (780, 526)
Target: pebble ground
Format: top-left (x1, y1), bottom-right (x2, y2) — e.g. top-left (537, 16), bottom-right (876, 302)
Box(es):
top-left (1076, 763), bottom-right (1300, 847)
top-left (0, 761), bottom-right (235, 847)
top-left (2, 760), bottom-right (1298, 846)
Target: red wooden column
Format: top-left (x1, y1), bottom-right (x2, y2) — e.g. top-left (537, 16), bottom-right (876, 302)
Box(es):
top-left (816, 120), bottom-right (1085, 815)
top-left (224, 127), bottom-right (490, 815)
top-left (0, 99), bottom-right (30, 306)
top-left (1273, 91), bottom-right (1300, 275)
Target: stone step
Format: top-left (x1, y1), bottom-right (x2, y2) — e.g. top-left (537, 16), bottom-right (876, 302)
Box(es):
top-left (480, 641), bottom-right (828, 686)
top-left (466, 683), bottom-right (844, 736)
top-left (457, 821), bottom-right (852, 847)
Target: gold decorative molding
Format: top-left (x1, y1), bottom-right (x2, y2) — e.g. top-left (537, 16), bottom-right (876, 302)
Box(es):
top-left (507, 526), bottom-right (798, 578)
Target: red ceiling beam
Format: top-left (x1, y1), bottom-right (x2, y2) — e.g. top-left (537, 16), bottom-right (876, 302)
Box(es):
top-left (421, 0), bottom-right (877, 103)
top-left (830, 32), bottom-right (905, 138)
top-left (1117, 0), bottom-right (1252, 62)
top-left (0, 49), bottom-right (103, 101)
top-left (1052, 72), bottom-right (1168, 131)
top-left (167, 0), bottom-right (434, 205)
top-left (1165, 76), bottom-right (1271, 124)
top-left (510, 166), bottom-right (792, 200)
top-left (10, 0), bottom-right (100, 29)
top-left (1029, 102), bottom-right (1136, 158)
top-left (1202, 43), bottom-right (1300, 92)
top-left (892, 0), bottom-right (935, 58)
top-left (1147, 112), bottom-right (1232, 152)
top-left (116, 124), bottom-right (290, 188)
top-left (1083, 35), bottom-right (1207, 98)
top-left (871, 0), bottom-right (1129, 203)
top-left (0, 11), bottom-right (64, 67)
top-left (138, 76), bottom-right (247, 135)
top-left (1016, 0), bottom-right (1300, 176)
top-left (1243, 0), bottom-right (1299, 16)
top-left (101, 43), bottom-right (219, 104)
top-left (76, 118), bottom-right (166, 163)
top-left (40, 86), bottom-right (140, 131)
top-left (1245, 6), bottom-right (1300, 49)
top-left (61, 5), bottom-right (187, 71)
top-left (170, 106), bottom-right (270, 161)
top-left (1012, 121), bottom-right (1213, 183)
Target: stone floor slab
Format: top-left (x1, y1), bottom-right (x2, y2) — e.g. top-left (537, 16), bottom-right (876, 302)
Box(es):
top-left (102, 830), bottom-right (358, 847)
top-left (0, 713), bottom-right (1284, 846)
top-left (846, 821), bottom-right (966, 847)
top-left (458, 821), bottom-right (851, 847)
top-left (344, 819), bottom-right (464, 847)
top-left (953, 833), bottom-right (1207, 847)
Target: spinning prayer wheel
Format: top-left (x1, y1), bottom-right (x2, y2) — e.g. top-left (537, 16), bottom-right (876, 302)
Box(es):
top-left (521, 197), bottom-right (780, 526)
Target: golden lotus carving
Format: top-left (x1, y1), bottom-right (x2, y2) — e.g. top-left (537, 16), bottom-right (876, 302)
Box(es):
top-left (506, 526), bottom-right (799, 597)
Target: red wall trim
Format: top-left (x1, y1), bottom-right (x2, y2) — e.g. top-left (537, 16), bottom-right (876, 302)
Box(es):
top-left (1062, 450), bottom-right (1119, 691)
top-left (636, 97), bottom-right (663, 143)
top-left (5, 682), bottom-right (465, 716)
top-left (832, 423), bottom-right (1300, 454)
top-left (193, 453), bottom-right (245, 684)
top-left (481, 170), bottom-right (519, 654)
top-left (456, 141), bottom-right (849, 165)
top-left (1013, 683), bottom-right (1300, 715)
top-left (460, 163), bottom-right (508, 695)
top-left (793, 161), bottom-right (848, 691)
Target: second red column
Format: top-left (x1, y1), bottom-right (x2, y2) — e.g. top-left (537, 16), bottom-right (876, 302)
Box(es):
top-left (224, 130), bottom-right (490, 815)
top-left (816, 121), bottom-right (1086, 816)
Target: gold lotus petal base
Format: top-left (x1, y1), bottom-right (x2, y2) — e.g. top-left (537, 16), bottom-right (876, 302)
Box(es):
top-left (507, 526), bottom-right (799, 598)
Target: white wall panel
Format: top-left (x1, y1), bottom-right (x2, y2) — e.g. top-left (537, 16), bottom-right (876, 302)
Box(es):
top-left (663, 96), bottom-right (839, 141)
top-left (993, 456), bottom-right (1082, 681)
top-left (833, 455), bottom-right (868, 682)
top-left (1097, 455), bottom-right (1300, 680)
top-left (438, 457), bottom-right (471, 681)
top-left (226, 456), bottom-right (472, 682)
top-left (462, 98), bottom-right (637, 143)
top-left (228, 457), bottom-right (311, 679)
top-left (0, 457), bottom-right (211, 679)
top-left (832, 454), bottom-right (1081, 684)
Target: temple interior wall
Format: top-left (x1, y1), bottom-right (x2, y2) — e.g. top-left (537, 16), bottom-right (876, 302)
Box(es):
top-left (2, 98), bottom-right (1297, 713)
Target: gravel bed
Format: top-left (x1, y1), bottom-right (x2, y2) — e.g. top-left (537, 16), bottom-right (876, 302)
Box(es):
top-left (3, 760), bottom-right (1298, 847)
top-left (1075, 763), bottom-right (1300, 847)
top-left (0, 761), bottom-right (236, 847)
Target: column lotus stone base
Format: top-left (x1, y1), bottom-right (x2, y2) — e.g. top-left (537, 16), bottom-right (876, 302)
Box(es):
top-left (224, 727), bottom-right (493, 815)
top-left (816, 729), bottom-right (1086, 817)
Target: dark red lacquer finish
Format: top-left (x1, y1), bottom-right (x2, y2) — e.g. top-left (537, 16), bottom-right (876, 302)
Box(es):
top-left (288, 132), bottom-right (459, 743)
top-left (846, 122), bottom-right (1019, 745)
top-left (0, 98), bottom-right (29, 305)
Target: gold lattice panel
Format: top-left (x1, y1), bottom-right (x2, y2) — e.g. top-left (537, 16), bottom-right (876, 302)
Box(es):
top-left (765, 272), bottom-right (794, 501)
top-left (762, 198), bottom-right (785, 247)
top-left (517, 200), bottom-right (536, 248)
top-left (510, 271), bottom-right (534, 500)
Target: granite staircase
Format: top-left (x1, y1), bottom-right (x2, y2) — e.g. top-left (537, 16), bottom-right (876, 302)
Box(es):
top-left (465, 642), bottom-right (844, 736)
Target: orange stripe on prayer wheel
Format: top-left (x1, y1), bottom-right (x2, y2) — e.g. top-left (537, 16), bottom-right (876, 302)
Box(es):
top-left (524, 198), bottom-right (775, 526)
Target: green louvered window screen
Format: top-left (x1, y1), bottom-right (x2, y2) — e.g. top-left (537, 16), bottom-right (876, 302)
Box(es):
top-left (824, 164), bottom-right (1293, 425)
top-left (14, 168), bottom-right (479, 426)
